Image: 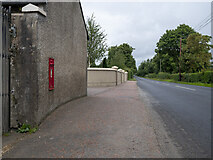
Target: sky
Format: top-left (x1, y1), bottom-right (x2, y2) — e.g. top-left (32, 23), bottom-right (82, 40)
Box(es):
top-left (81, 1), bottom-right (211, 68)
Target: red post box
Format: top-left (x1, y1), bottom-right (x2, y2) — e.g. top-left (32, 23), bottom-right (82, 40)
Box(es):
top-left (49, 58), bottom-right (54, 90)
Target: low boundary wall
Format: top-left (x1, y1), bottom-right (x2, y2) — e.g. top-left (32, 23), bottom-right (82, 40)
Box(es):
top-left (87, 67), bottom-right (128, 87)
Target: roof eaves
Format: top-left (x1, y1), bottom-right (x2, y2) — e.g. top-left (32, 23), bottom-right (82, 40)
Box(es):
top-left (79, 1), bottom-right (89, 40)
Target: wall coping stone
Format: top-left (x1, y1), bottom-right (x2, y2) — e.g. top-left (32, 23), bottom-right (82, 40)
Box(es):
top-left (22, 3), bottom-right (47, 16)
top-left (87, 68), bottom-right (117, 71)
top-left (112, 66), bottom-right (118, 70)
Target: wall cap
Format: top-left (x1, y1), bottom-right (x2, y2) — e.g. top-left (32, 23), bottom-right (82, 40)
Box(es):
top-left (87, 68), bottom-right (117, 71)
top-left (112, 66), bottom-right (118, 70)
top-left (22, 3), bottom-right (47, 16)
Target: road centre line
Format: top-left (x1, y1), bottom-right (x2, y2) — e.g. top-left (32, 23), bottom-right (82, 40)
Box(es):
top-left (175, 85), bottom-right (196, 91)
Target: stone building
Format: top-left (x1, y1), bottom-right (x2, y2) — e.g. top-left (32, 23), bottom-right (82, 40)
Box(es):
top-left (1, 0), bottom-right (88, 130)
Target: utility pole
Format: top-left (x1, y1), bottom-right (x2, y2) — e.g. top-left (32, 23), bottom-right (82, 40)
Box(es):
top-left (179, 37), bottom-right (182, 81)
top-left (160, 59), bottom-right (162, 72)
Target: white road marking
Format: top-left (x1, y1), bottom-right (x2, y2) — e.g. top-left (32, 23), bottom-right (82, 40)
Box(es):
top-left (175, 85), bottom-right (196, 91)
top-left (153, 81), bottom-right (170, 86)
top-left (161, 83), bottom-right (170, 86)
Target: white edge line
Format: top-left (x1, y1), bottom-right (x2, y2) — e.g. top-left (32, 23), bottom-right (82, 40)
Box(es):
top-left (175, 85), bottom-right (196, 91)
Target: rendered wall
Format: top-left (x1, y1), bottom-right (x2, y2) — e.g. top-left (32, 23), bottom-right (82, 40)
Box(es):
top-left (88, 68), bottom-right (117, 87)
top-left (36, 2), bottom-right (87, 124)
top-left (117, 71), bottom-right (122, 85)
top-left (122, 71), bottom-right (125, 83)
top-left (10, 2), bottom-right (87, 127)
top-left (87, 68), bottom-right (128, 87)
top-left (125, 72), bottom-right (128, 81)
top-left (10, 13), bottom-right (40, 127)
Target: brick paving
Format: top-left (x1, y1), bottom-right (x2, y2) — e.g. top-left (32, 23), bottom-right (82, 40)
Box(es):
top-left (3, 81), bottom-right (163, 158)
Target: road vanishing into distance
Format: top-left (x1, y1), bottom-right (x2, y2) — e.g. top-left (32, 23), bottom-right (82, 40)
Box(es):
top-left (136, 77), bottom-right (211, 158)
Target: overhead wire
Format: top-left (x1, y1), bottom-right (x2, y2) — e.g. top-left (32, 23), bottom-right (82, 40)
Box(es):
top-left (194, 14), bottom-right (211, 30)
top-left (197, 18), bottom-right (212, 31)
top-left (194, 13), bottom-right (212, 31)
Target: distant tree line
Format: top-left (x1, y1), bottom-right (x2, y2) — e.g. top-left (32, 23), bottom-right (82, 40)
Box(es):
top-left (137, 24), bottom-right (212, 77)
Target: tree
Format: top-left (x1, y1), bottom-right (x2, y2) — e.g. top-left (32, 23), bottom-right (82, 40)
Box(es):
top-left (107, 46), bottom-right (118, 65)
top-left (137, 24), bottom-right (212, 77)
top-left (137, 59), bottom-right (155, 77)
top-left (155, 24), bottom-right (196, 73)
top-left (107, 43), bottom-right (137, 79)
top-left (102, 57), bottom-right (108, 68)
top-left (108, 43), bottom-right (137, 72)
top-left (86, 14), bottom-right (108, 67)
top-left (182, 33), bottom-right (212, 72)
top-left (109, 52), bottom-right (126, 69)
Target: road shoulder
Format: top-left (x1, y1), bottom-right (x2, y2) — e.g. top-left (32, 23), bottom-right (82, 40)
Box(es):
top-left (137, 85), bottom-right (182, 158)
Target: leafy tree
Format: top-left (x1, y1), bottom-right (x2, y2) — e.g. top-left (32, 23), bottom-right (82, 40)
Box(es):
top-left (152, 54), bottom-right (161, 73)
top-left (182, 33), bottom-right (212, 72)
top-left (107, 46), bottom-right (118, 65)
top-left (90, 63), bottom-right (97, 67)
top-left (86, 14), bottom-right (108, 67)
top-left (117, 43), bottom-right (135, 70)
top-left (108, 43), bottom-right (137, 73)
top-left (155, 24), bottom-right (195, 73)
top-left (137, 61), bottom-right (148, 77)
top-left (137, 24), bottom-right (212, 77)
top-left (137, 59), bottom-right (155, 77)
top-left (97, 57), bottom-right (108, 68)
top-left (109, 52), bottom-right (126, 69)
top-left (107, 43), bottom-right (137, 79)
top-left (102, 57), bottom-right (107, 68)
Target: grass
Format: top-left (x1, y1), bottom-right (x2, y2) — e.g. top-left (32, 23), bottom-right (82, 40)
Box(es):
top-left (144, 77), bottom-right (212, 88)
top-left (17, 124), bottom-right (38, 133)
top-left (3, 132), bottom-right (10, 136)
top-left (128, 78), bottom-right (136, 81)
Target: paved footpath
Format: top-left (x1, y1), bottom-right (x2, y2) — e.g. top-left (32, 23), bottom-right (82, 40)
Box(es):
top-left (3, 81), bottom-right (180, 158)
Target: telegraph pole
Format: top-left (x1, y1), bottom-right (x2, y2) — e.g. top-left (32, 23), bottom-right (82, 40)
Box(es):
top-left (179, 38), bottom-right (182, 81)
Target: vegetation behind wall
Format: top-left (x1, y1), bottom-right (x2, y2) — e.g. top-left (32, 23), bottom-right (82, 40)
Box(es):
top-left (145, 71), bottom-right (213, 84)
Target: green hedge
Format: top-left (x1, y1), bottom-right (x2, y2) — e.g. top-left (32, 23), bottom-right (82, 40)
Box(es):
top-left (158, 72), bottom-right (170, 79)
top-left (146, 73), bottom-right (157, 78)
top-left (202, 71), bottom-right (213, 83)
top-left (171, 74), bottom-right (179, 81)
top-left (146, 71), bottom-right (212, 84)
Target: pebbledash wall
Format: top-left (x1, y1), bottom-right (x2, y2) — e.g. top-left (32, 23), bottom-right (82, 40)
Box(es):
top-left (87, 66), bottom-right (128, 87)
top-left (7, 1), bottom-right (88, 128)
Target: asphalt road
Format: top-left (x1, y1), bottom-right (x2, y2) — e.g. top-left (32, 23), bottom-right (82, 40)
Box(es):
top-left (136, 77), bottom-right (211, 158)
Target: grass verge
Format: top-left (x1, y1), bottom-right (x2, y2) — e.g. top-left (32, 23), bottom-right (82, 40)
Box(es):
top-left (144, 77), bottom-right (212, 88)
